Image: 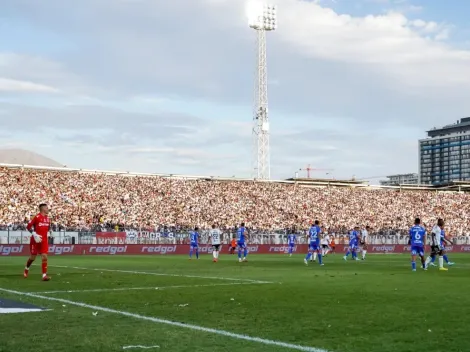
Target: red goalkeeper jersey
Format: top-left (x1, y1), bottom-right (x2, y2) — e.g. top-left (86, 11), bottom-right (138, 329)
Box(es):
top-left (27, 213), bottom-right (50, 240)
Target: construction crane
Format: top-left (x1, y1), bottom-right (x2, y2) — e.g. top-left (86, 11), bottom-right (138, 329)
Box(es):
top-left (298, 164), bottom-right (334, 179)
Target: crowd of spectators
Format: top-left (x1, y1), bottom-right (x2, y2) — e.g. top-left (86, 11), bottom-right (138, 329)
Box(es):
top-left (1, 167), bottom-right (470, 238)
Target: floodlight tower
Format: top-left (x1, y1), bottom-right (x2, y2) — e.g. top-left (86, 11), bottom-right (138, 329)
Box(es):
top-left (248, 3), bottom-right (277, 180)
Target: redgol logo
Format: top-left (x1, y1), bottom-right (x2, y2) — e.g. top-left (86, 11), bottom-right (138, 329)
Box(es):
top-left (141, 246), bottom-right (176, 254)
top-left (445, 246), bottom-right (453, 252)
top-left (246, 246), bottom-right (258, 253)
top-left (0, 245), bottom-right (24, 256)
top-left (49, 245), bottom-right (75, 255)
top-left (372, 246), bottom-right (395, 252)
top-left (198, 246), bottom-right (220, 253)
top-left (89, 246), bottom-right (128, 255)
top-left (460, 246), bottom-right (470, 252)
top-left (269, 246), bottom-right (295, 252)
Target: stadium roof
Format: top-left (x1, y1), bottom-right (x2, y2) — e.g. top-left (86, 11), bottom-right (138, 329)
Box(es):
top-left (285, 177), bottom-right (367, 187)
top-left (431, 181), bottom-right (470, 191)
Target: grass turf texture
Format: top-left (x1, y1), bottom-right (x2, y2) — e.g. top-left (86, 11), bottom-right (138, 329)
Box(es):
top-left (1, 254), bottom-right (469, 352)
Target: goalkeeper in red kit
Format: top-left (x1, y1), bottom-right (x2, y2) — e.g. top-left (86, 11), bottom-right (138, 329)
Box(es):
top-left (24, 203), bottom-right (51, 281)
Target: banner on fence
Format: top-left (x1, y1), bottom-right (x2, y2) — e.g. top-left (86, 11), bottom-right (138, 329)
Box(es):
top-left (96, 232), bottom-right (126, 240)
top-left (1, 244), bottom-right (470, 256)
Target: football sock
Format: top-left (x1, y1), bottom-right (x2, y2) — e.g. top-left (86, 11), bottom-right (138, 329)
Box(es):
top-left (41, 258), bottom-right (47, 275)
top-left (25, 259), bottom-right (33, 270)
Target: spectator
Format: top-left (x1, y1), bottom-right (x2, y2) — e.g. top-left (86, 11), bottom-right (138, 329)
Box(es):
top-left (1, 167), bottom-right (470, 239)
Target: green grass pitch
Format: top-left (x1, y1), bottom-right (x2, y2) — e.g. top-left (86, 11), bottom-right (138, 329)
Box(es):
top-left (1, 254), bottom-right (469, 352)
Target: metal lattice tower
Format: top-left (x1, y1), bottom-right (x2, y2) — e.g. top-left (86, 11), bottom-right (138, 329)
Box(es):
top-left (248, 3), bottom-right (277, 180)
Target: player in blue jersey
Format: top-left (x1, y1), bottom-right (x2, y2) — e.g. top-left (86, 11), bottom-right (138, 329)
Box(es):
top-left (287, 227), bottom-right (297, 257)
top-left (237, 223), bottom-right (249, 263)
top-left (189, 227), bottom-right (200, 260)
top-left (304, 220), bottom-right (324, 266)
top-left (409, 218), bottom-right (426, 271)
top-left (344, 226), bottom-right (360, 261)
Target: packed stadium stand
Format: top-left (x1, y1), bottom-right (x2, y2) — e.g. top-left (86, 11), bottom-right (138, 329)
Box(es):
top-left (1, 164), bottom-right (470, 243)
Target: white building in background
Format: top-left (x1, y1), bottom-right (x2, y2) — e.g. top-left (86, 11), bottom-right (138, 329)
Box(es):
top-left (380, 173), bottom-right (419, 186)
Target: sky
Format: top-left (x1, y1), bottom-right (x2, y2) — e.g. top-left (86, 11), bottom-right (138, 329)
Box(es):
top-left (1, 0), bottom-right (470, 181)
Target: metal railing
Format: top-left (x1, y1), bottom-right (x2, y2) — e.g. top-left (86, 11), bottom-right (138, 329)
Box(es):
top-left (2, 230), bottom-right (470, 245)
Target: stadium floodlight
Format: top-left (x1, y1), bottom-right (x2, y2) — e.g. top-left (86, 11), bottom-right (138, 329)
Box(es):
top-left (247, 3), bottom-right (277, 31)
top-left (247, 2), bottom-right (277, 180)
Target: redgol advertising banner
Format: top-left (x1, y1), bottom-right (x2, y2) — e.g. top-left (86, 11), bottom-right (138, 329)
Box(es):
top-left (1, 244), bottom-right (470, 256)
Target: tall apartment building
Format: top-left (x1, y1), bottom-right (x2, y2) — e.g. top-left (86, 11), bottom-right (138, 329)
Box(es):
top-left (419, 118), bottom-right (470, 185)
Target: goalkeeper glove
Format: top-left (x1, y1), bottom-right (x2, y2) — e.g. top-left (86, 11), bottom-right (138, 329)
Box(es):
top-left (32, 232), bottom-right (42, 243)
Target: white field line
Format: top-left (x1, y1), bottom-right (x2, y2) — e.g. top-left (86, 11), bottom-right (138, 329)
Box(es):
top-left (0, 287), bottom-right (328, 352)
top-left (123, 346), bottom-right (160, 350)
top-left (359, 258), bottom-right (470, 268)
top-left (0, 307), bottom-right (51, 314)
top-left (51, 265), bottom-right (274, 284)
top-left (35, 282), bottom-right (261, 294)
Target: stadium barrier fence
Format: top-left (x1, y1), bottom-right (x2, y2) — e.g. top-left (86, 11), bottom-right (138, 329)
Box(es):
top-left (1, 230), bottom-right (470, 247)
top-left (1, 243), bottom-right (470, 256)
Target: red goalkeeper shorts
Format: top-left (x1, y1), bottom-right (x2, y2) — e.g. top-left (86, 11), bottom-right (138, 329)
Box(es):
top-left (30, 237), bottom-right (49, 255)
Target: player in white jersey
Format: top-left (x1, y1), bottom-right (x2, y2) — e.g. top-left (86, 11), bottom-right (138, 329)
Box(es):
top-left (209, 224), bottom-right (222, 263)
top-left (321, 233), bottom-right (330, 257)
top-left (360, 226), bottom-right (370, 260)
top-left (425, 219), bottom-right (449, 271)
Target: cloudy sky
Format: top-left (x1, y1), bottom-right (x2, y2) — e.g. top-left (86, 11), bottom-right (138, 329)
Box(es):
top-left (1, 0), bottom-right (470, 180)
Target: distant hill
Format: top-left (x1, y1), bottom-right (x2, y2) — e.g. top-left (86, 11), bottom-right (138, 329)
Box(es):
top-left (0, 149), bottom-right (62, 167)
